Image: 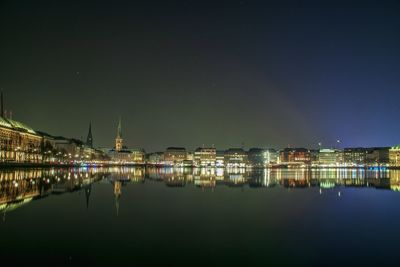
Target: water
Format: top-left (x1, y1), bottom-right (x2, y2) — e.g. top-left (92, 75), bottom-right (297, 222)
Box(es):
top-left (1, 167), bottom-right (400, 266)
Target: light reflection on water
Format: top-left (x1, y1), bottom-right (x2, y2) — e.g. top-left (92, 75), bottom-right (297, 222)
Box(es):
top-left (1, 167), bottom-right (400, 266)
top-left (1, 167), bottom-right (399, 213)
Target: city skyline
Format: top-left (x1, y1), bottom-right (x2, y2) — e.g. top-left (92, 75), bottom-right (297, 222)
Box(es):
top-left (2, 1), bottom-right (400, 266)
top-left (0, 90), bottom-right (398, 152)
top-left (1, 0), bottom-right (400, 152)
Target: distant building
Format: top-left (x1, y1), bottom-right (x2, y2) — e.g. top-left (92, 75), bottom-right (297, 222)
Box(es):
top-left (164, 147), bottom-right (187, 165)
top-left (389, 145), bottom-right (400, 167)
top-left (147, 152), bottom-right (164, 165)
top-left (216, 151), bottom-right (224, 167)
top-left (52, 136), bottom-right (105, 162)
top-left (131, 148), bottom-right (146, 164)
top-left (53, 137), bottom-right (82, 159)
top-left (36, 128), bottom-right (107, 163)
top-left (264, 149), bottom-right (278, 164)
top-left (336, 149), bottom-right (344, 164)
top-left (186, 152), bottom-right (194, 163)
top-left (108, 118), bottom-right (144, 164)
top-left (318, 149), bottom-right (339, 165)
top-left (344, 148), bottom-right (367, 165)
top-left (310, 149), bottom-right (319, 164)
top-left (279, 148), bottom-right (311, 164)
top-left (366, 147), bottom-right (390, 165)
top-left (248, 148), bottom-right (265, 167)
top-left (224, 148), bottom-right (248, 167)
top-left (248, 148), bottom-right (278, 167)
top-left (37, 131), bottom-right (56, 163)
top-left (194, 147), bottom-right (216, 167)
top-left (108, 149), bottom-right (132, 163)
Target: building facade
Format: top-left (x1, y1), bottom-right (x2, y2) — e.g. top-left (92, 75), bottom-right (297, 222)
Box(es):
top-left (343, 148), bottom-right (367, 165)
top-left (389, 145), bottom-right (400, 167)
top-left (194, 147), bottom-right (216, 167)
top-left (164, 147), bottom-right (187, 165)
top-left (248, 148), bottom-right (266, 167)
top-left (216, 151), bottom-right (224, 167)
top-left (224, 148), bottom-right (248, 168)
top-left (147, 152), bottom-right (164, 165)
top-left (0, 116), bottom-right (42, 163)
top-left (366, 147), bottom-right (390, 165)
top-left (279, 148), bottom-right (311, 164)
top-left (318, 149), bottom-right (337, 165)
top-left (248, 148), bottom-right (278, 167)
top-left (131, 148), bottom-right (146, 164)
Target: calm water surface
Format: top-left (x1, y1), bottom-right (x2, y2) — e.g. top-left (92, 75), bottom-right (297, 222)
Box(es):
top-left (1, 167), bottom-right (400, 266)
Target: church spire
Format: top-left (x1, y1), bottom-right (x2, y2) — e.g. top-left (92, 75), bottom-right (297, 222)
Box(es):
top-left (117, 117), bottom-right (122, 139)
top-left (115, 117), bottom-right (123, 151)
top-left (86, 122), bottom-right (93, 148)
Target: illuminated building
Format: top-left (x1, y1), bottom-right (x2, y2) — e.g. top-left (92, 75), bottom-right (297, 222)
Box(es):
top-left (186, 152), bottom-right (194, 161)
top-left (264, 149), bottom-right (278, 164)
top-left (36, 131), bottom-right (57, 163)
top-left (185, 152), bottom-right (194, 166)
top-left (389, 145), bottom-right (400, 167)
top-left (131, 148), bottom-right (146, 164)
top-left (53, 137), bottom-right (82, 159)
top-left (194, 147), bottom-right (216, 167)
top-left (310, 149), bottom-right (319, 164)
top-left (37, 127), bottom-right (107, 163)
top-left (108, 148), bottom-right (133, 163)
top-left (248, 148), bottom-right (266, 167)
top-left (147, 152), bottom-right (164, 165)
top-left (336, 149), bottom-right (344, 164)
top-left (343, 148), bottom-right (367, 165)
top-left (0, 93), bottom-right (42, 163)
top-left (108, 149), bottom-right (128, 163)
top-left (318, 149), bottom-right (337, 165)
top-left (216, 151), bottom-right (224, 167)
top-left (164, 147), bottom-right (187, 165)
top-left (248, 148), bottom-right (278, 167)
top-left (279, 148), bottom-right (311, 164)
top-left (224, 148), bottom-right (248, 167)
top-left (107, 118), bottom-right (145, 164)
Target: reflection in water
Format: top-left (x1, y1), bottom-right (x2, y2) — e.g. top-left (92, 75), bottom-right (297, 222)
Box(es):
top-left (146, 167), bottom-right (396, 190)
top-left (0, 167), bottom-right (399, 218)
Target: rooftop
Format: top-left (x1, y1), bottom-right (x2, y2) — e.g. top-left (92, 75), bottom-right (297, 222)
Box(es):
top-left (0, 117), bottom-right (37, 135)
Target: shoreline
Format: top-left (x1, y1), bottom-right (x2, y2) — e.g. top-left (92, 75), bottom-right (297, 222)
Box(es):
top-left (0, 162), bottom-right (399, 169)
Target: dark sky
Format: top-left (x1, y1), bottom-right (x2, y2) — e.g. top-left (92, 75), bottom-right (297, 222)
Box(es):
top-left (1, 0), bottom-right (399, 152)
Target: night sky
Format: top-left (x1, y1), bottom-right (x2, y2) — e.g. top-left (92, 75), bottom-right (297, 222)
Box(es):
top-left (1, 0), bottom-right (399, 152)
